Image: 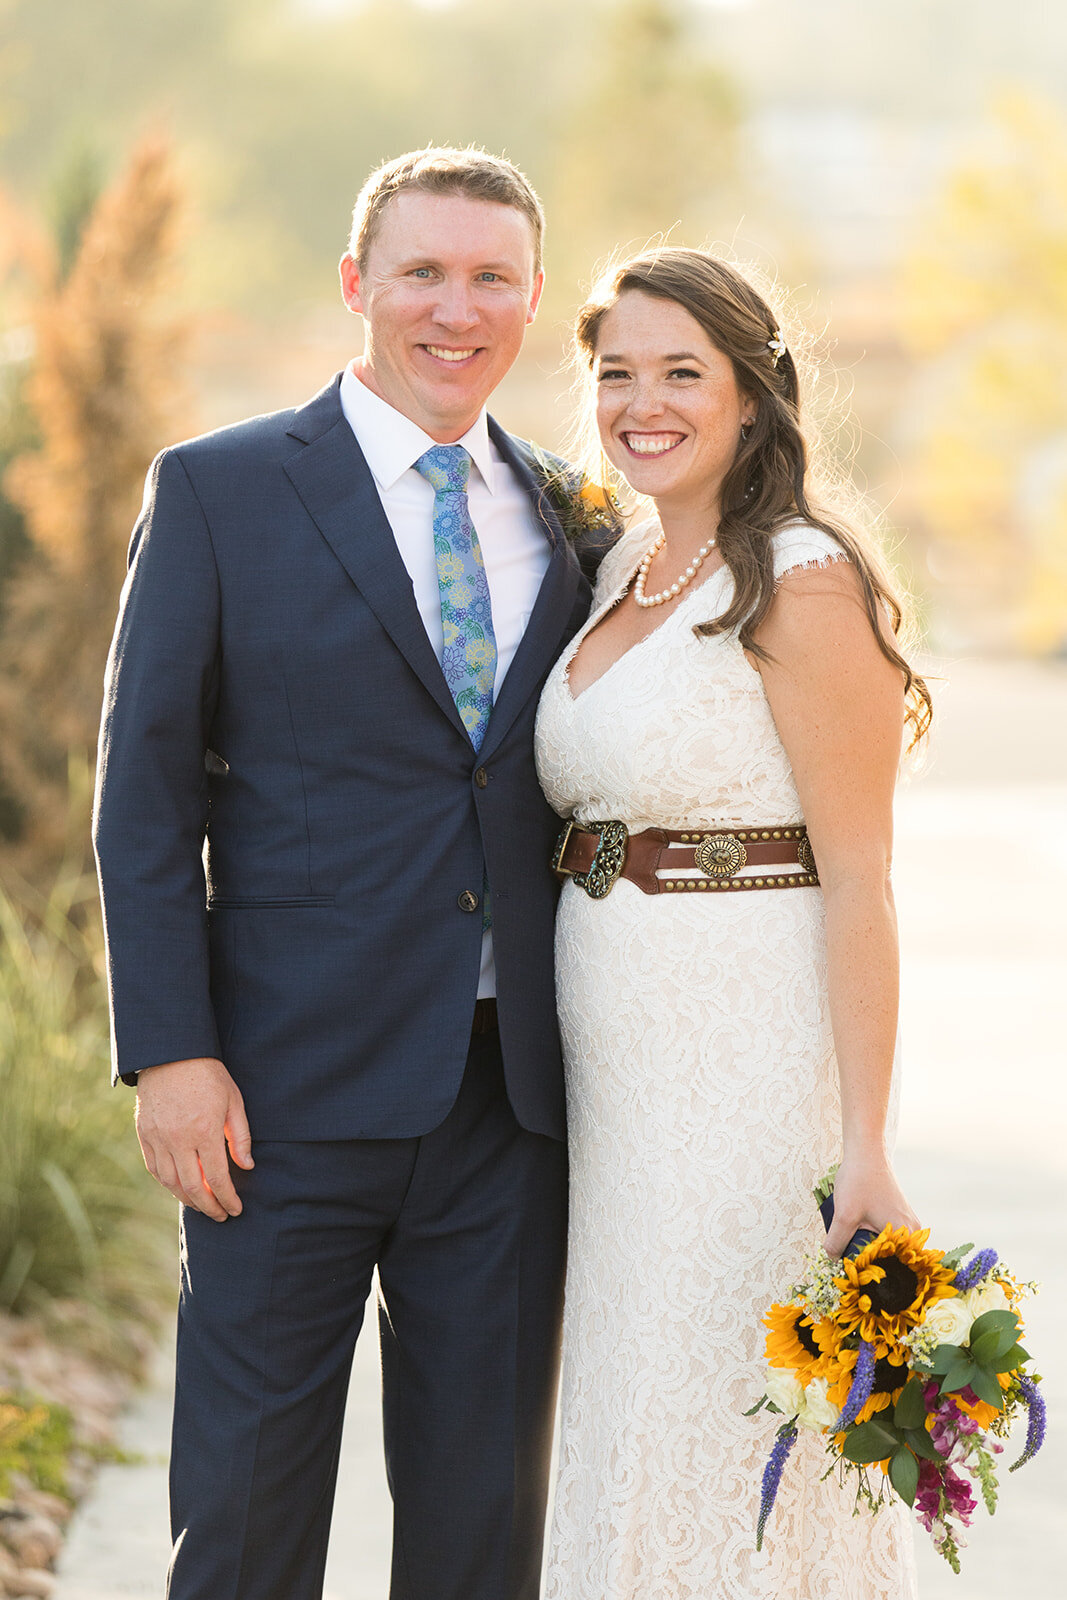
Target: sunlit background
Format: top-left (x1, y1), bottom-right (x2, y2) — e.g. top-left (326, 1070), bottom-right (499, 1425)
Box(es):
top-left (0, 5), bottom-right (1063, 1598)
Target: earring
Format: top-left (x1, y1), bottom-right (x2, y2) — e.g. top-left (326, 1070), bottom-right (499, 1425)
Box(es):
top-left (740, 421), bottom-right (753, 441)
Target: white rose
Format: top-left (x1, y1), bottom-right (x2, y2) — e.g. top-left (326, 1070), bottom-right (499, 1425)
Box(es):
top-left (764, 1369), bottom-right (805, 1417)
top-left (964, 1281), bottom-right (1009, 1321)
top-left (922, 1296), bottom-right (974, 1346)
top-left (797, 1376), bottom-right (838, 1432)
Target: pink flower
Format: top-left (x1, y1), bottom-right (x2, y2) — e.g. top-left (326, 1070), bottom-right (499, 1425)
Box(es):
top-left (944, 1467), bottom-right (977, 1525)
top-left (915, 1460), bottom-right (944, 1532)
top-left (931, 1425), bottom-right (949, 1454)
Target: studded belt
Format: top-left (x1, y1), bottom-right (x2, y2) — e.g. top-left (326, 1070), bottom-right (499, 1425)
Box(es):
top-left (551, 821), bottom-right (819, 898)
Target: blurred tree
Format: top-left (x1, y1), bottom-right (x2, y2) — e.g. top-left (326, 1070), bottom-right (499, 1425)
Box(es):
top-left (544, 0), bottom-right (741, 301)
top-left (0, 1), bottom-right (744, 314)
top-left (898, 91), bottom-right (1067, 653)
top-left (0, 137), bottom-right (188, 877)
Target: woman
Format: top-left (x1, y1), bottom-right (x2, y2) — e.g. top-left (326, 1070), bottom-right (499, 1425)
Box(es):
top-left (534, 250), bottom-right (932, 1598)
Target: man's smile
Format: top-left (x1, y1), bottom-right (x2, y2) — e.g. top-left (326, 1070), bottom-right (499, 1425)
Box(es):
top-left (422, 344), bottom-right (482, 365)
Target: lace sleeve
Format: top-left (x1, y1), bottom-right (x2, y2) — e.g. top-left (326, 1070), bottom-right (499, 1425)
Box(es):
top-left (771, 522), bottom-right (850, 588)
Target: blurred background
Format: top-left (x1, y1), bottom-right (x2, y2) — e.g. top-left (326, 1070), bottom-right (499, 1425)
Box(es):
top-left (0, 3), bottom-right (1063, 1597)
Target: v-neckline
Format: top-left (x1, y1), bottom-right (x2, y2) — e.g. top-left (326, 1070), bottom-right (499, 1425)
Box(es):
top-left (564, 554), bottom-right (731, 704)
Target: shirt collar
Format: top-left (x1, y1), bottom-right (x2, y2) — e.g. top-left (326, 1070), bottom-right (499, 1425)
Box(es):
top-left (339, 361), bottom-right (497, 494)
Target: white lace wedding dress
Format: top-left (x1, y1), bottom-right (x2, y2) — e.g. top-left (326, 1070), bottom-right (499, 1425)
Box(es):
top-left (534, 520), bottom-right (917, 1600)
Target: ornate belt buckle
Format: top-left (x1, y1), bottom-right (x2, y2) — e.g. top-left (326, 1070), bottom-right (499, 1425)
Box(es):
top-left (797, 833), bottom-right (817, 876)
top-left (572, 820), bottom-right (629, 899)
top-left (694, 832), bottom-right (748, 879)
top-left (551, 820), bottom-right (576, 879)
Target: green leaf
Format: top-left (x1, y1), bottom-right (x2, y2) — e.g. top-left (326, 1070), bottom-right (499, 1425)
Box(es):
top-left (889, 1446), bottom-right (920, 1506)
top-left (928, 1344), bottom-right (961, 1374)
top-left (842, 1420), bottom-right (900, 1465)
top-left (940, 1357), bottom-right (977, 1395)
top-left (905, 1426), bottom-right (943, 1464)
top-left (894, 1375), bottom-right (928, 1431)
top-left (993, 1344), bottom-right (1030, 1373)
top-left (970, 1324), bottom-right (1021, 1366)
top-left (968, 1310), bottom-right (1018, 1345)
top-left (969, 1368), bottom-right (1006, 1410)
top-left (743, 1398), bottom-right (768, 1416)
top-left (941, 1242), bottom-right (975, 1269)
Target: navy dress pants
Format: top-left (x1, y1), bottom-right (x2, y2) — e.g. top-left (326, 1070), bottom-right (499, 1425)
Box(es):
top-left (166, 1031), bottom-right (567, 1600)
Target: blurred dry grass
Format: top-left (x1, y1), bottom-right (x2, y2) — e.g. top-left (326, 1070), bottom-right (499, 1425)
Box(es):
top-left (0, 857), bottom-right (171, 1349)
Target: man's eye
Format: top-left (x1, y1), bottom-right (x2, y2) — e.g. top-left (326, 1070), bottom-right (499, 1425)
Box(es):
top-left (478, 272), bottom-right (502, 283)
top-left (410, 267), bottom-right (434, 279)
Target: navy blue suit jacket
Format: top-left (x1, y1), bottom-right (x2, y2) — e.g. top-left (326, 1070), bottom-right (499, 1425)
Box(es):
top-left (93, 375), bottom-right (594, 1141)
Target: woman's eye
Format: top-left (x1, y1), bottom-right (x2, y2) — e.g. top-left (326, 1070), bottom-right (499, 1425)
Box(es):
top-left (669, 367), bottom-right (701, 380)
top-left (597, 369), bottom-right (629, 383)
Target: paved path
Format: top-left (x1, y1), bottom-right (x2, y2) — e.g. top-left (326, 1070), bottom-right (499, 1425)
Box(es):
top-left (54, 661), bottom-right (1067, 1598)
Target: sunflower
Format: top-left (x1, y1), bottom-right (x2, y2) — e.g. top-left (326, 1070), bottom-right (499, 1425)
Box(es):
top-left (827, 1342), bottom-right (909, 1426)
top-left (763, 1301), bottom-right (843, 1384)
top-left (834, 1226), bottom-right (957, 1359)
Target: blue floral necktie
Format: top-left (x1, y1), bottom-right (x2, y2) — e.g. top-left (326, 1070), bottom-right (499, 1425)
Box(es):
top-left (414, 445), bottom-right (497, 751)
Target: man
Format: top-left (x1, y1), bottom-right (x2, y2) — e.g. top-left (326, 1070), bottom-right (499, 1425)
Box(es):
top-left (93, 147), bottom-right (607, 1600)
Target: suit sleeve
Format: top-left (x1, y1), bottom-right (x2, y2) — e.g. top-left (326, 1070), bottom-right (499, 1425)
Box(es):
top-left (92, 448), bottom-right (222, 1084)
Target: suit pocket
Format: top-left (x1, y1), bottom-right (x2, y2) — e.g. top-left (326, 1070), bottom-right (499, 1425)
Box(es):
top-left (207, 894), bottom-right (336, 909)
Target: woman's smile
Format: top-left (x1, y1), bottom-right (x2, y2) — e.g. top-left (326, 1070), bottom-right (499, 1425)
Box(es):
top-left (619, 430), bottom-right (687, 456)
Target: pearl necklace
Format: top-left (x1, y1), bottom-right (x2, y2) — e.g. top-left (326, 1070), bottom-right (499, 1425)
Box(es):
top-left (633, 529), bottom-right (718, 608)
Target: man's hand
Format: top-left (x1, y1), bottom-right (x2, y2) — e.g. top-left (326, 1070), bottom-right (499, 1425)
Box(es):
top-left (135, 1057), bottom-right (254, 1221)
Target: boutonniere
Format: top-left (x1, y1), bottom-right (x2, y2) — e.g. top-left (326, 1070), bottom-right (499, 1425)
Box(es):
top-left (519, 441), bottom-right (624, 544)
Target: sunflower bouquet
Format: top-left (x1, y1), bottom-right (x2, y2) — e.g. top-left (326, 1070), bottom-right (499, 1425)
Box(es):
top-left (748, 1173), bottom-right (1046, 1572)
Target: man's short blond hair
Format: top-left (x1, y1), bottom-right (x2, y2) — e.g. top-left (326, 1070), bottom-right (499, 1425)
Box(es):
top-left (348, 146), bottom-right (545, 275)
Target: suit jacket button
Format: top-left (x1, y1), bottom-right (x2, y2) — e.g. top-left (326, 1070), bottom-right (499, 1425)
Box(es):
top-left (458, 890), bottom-right (480, 912)
top-left (474, 766), bottom-right (488, 789)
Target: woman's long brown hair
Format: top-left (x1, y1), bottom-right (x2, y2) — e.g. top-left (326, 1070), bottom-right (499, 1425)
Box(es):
top-left (575, 249), bottom-right (932, 748)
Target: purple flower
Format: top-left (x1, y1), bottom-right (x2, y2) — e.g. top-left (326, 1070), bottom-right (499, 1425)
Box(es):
top-left (953, 1248), bottom-right (998, 1291)
top-left (944, 1467), bottom-right (977, 1524)
top-left (756, 1422), bottom-right (798, 1550)
top-left (835, 1338), bottom-right (876, 1429)
top-left (930, 1418), bottom-right (955, 1457)
top-left (1010, 1375), bottom-right (1046, 1472)
top-left (915, 1459), bottom-right (943, 1532)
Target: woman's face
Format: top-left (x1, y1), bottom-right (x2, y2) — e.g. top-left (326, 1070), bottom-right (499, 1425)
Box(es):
top-left (592, 290), bottom-right (754, 520)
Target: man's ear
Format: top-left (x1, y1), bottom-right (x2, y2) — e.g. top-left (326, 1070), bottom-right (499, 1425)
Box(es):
top-left (339, 253), bottom-right (365, 315)
top-left (526, 269), bottom-right (546, 326)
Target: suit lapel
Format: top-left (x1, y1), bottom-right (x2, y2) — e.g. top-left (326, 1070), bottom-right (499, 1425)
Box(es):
top-left (478, 420), bottom-right (583, 762)
top-left (282, 381), bottom-right (585, 756)
top-left (283, 378), bottom-right (467, 739)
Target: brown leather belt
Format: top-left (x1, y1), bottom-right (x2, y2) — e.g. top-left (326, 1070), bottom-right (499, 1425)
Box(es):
top-left (471, 998), bottom-right (498, 1036)
top-left (552, 821), bottom-right (818, 898)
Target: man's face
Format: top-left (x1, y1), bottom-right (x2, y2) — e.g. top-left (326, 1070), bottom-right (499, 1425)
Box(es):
top-left (339, 190), bottom-right (544, 443)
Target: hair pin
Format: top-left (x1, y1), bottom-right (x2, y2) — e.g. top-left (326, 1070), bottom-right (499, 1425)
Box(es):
top-left (767, 332), bottom-right (787, 366)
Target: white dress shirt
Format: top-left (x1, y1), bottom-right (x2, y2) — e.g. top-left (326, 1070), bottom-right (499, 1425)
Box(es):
top-left (339, 361), bottom-right (551, 998)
